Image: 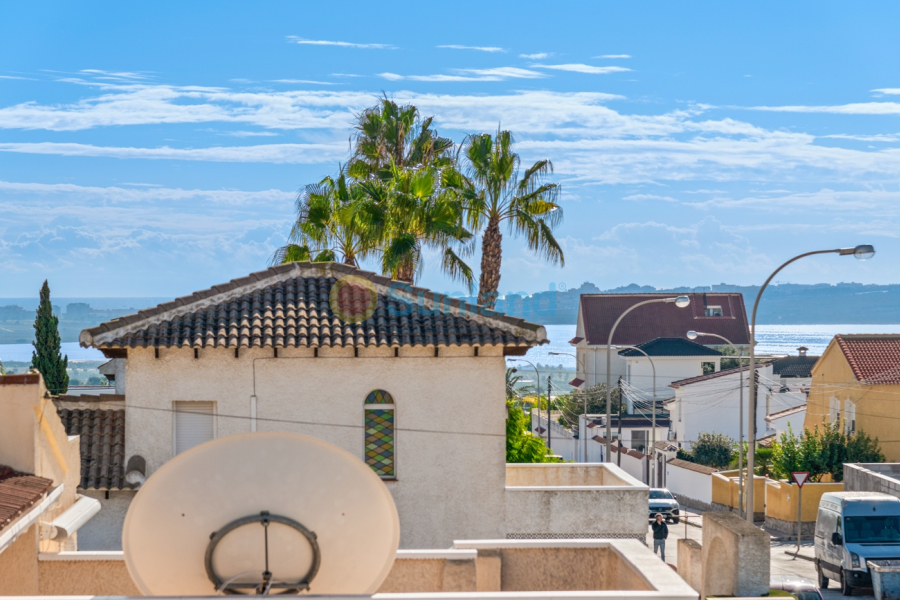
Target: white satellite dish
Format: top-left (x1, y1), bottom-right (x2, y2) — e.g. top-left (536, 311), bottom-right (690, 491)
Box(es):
top-left (122, 432), bottom-right (400, 595)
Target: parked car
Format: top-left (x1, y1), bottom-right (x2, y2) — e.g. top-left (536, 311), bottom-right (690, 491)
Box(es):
top-left (770, 575), bottom-right (823, 600)
top-left (649, 488), bottom-right (680, 523)
top-left (814, 491), bottom-right (900, 596)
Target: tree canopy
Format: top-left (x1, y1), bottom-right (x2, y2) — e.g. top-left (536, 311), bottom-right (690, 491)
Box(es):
top-left (31, 280), bottom-right (68, 394)
top-left (771, 423), bottom-right (884, 482)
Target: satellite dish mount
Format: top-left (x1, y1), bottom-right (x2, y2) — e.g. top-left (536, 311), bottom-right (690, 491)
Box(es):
top-left (205, 511), bottom-right (321, 595)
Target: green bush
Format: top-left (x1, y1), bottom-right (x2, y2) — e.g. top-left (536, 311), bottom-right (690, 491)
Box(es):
top-left (691, 432), bottom-right (736, 469)
top-left (506, 401), bottom-right (560, 463)
top-left (771, 423), bottom-right (885, 482)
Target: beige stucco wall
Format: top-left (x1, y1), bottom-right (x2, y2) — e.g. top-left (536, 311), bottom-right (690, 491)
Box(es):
top-left (124, 345), bottom-right (507, 548)
top-left (0, 526), bottom-right (40, 595)
top-left (506, 463), bottom-right (633, 487)
top-left (77, 490), bottom-right (133, 550)
top-left (37, 552), bottom-right (140, 595)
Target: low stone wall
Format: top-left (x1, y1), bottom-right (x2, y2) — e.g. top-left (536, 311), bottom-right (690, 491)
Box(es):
top-left (845, 463), bottom-right (900, 499)
top-left (711, 471), bottom-right (765, 520)
top-left (37, 552), bottom-right (140, 596)
top-left (505, 462), bottom-right (648, 540)
top-left (702, 512), bottom-right (770, 598)
top-left (676, 539), bottom-right (702, 593)
top-left (764, 479), bottom-right (843, 536)
top-left (32, 540), bottom-right (699, 599)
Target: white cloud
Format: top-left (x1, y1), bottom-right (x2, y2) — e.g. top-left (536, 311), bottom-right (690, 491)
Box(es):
top-left (80, 69), bottom-right (150, 80)
top-left (595, 54), bottom-right (631, 59)
top-left (286, 36), bottom-right (395, 49)
top-left (221, 130), bottom-right (280, 137)
top-left (872, 88), bottom-right (900, 95)
top-left (379, 67), bottom-right (546, 82)
top-left (623, 194), bottom-right (679, 202)
top-left (0, 179), bottom-right (295, 206)
top-left (437, 45), bottom-right (506, 53)
top-left (519, 53), bottom-right (550, 60)
top-left (683, 188), bottom-right (900, 218)
top-left (823, 133), bottom-right (900, 142)
top-left (0, 141), bottom-right (345, 163)
top-left (750, 102), bottom-right (900, 115)
top-left (531, 63), bottom-right (631, 75)
top-left (270, 79), bottom-right (336, 85)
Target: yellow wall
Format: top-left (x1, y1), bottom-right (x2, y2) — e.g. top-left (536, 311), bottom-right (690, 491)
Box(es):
top-left (711, 470), bottom-right (765, 513)
top-left (765, 480), bottom-right (843, 522)
top-left (804, 340), bottom-right (900, 461)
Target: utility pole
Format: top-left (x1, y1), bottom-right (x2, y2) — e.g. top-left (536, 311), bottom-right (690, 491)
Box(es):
top-left (617, 376), bottom-right (623, 467)
top-left (547, 375), bottom-right (552, 451)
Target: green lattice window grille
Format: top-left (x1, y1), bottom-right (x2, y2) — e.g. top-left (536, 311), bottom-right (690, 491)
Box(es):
top-left (364, 390), bottom-right (395, 478)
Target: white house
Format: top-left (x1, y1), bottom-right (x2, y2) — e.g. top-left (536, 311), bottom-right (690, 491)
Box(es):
top-left (618, 337), bottom-right (723, 411)
top-left (667, 363), bottom-right (801, 450)
top-left (570, 292), bottom-right (750, 390)
top-left (75, 262), bottom-right (551, 550)
top-left (765, 404), bottom-right (807, 438)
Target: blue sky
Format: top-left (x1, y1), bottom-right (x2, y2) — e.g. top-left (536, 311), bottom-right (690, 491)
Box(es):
top-left (2, 1), bottom-right (900, 298)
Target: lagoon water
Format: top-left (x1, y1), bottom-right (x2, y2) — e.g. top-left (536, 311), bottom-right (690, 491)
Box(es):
top-left (520, 323), bottom-right (900, 369)
top-left (1, 324), bottom-right (899, 367)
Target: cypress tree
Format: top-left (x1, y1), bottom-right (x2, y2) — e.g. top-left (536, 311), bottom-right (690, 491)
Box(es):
top-left (31, 280), bottom-right (69, 394)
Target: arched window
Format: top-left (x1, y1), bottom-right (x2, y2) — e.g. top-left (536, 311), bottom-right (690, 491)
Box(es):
top-left (364, 390), bottom-right (395, 478)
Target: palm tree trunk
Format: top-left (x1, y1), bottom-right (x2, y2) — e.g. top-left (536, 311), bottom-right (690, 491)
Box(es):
top-left (477, 218), bottom-right (502, 308)
top-left (397, 260), bottom-right (415, 284)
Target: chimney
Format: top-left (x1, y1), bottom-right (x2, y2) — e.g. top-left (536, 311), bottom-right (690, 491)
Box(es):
top-left (797, 346), bottom-right (808, 357)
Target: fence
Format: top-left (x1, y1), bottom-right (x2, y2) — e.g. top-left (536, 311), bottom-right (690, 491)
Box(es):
top-left (764, 479), bottom-right (843, 536)
top-left (711, 470), bottom-right (766, 520)
top-left (665, 458), bottom-right (716, 512)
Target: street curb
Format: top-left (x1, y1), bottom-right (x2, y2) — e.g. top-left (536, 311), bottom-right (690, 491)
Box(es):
top-left (784, 550), bottom-right (815, 563)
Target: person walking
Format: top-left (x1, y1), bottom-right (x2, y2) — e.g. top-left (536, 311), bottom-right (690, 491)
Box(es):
top-left (651, 513), bottom-right (669, 561)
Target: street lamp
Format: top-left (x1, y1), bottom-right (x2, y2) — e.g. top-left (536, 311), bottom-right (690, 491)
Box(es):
top-left (744, 245), bottom-right (875, 524)
top-left (613, 345), bottom-right (657, 485)
top-left (687, 330), bottom-right (745, 518)
top-left (549, 351), bottom-right (589, 461)
top-left (605, 296), bottom-right (691, 462)
top-left (510, 358), bottom-right (543, 444)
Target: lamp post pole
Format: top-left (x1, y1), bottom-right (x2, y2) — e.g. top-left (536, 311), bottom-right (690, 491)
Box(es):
top-left (744, 245), bottom-right (875, 524)
top-left (614, 345), bottom-right (657, 485)
top-left (511, 358), bottom-right (542, 442)
top-left (549, 351), bottom-right (587, 461)
top-left (605, 296), bottom-right (691, 462)
top-left (687, 331), bottom-right (744, 518)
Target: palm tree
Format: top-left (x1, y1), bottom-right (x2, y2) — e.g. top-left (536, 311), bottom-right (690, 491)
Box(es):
top-left (358, 162), bottom-right (474, 286)
top-left (458, 130), bottom-right (564, 308)
top-left (349, 98), bottom-right (454, 180)
top-left (272, 166), bottom-right (376, 267)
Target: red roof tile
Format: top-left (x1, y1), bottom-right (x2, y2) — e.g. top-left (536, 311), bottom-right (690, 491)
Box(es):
top-left (0, 467), bottom-right (54, 533)
top-left (578, 293), bottom-right (750, 347)
top-left (835, 334), bottom-right (900, 385)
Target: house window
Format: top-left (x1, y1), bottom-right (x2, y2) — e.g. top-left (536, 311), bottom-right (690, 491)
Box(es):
top-left (844, 400), bottom-right (856, 435)
top-left (364, 390), bottom-right (395, 479)
top-left (829, 396), bottom-right (840, 425)
top-left (173, 401), bottom-right (215, 455)
top-left (705, 306), bottom-right (723, 317)
top-left (632, 430), bottom-right (647, 452)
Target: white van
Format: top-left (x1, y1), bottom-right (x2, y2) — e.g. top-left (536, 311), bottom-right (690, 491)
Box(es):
top-left (815, 491), bottom-right (900, 595)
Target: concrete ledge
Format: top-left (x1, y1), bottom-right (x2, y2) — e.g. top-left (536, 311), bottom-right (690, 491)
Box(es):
top-left (38, 551), bottom-right (125, 561)
top-left (398, 550), bottom-right (479, 561)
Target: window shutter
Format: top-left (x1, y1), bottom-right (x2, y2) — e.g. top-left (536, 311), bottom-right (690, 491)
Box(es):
top-left (174, 401), bottom-right (215, 455)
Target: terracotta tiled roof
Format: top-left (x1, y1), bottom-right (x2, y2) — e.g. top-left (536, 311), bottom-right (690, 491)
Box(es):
top-left (669, 363), bottom-right (765, 388)
top-left (0, 467), bottom-right (54, 533)
top-left (80, 262), bottom-right (547, 352)
top-left (834, 334), bottom-right (900, 385)
top-left (618, 337), bottom-right (722, 357)
top-left (578, 293), bottom-right (750, 347)
top-left (55, 402), bottom-right (129, 491)
top-left (666, 458), bottom-right (717, 475)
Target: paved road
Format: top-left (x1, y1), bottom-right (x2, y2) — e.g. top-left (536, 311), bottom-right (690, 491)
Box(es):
top-left (648, 512), bottom-right (876, 599)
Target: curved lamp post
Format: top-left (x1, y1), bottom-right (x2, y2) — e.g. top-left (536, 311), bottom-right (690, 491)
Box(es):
top-left (549, 351), bottom-right (588, 461)
top-left (744, 244), bottom-right (875, 523)
top-left (605, 296), bottom-right (691, 462)
top-left (687, 330), bottom-right (744, 517)
top-left (613, 345), bottom-right (657, 484)
top-left (510, 358), bottom-right (543, 445)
